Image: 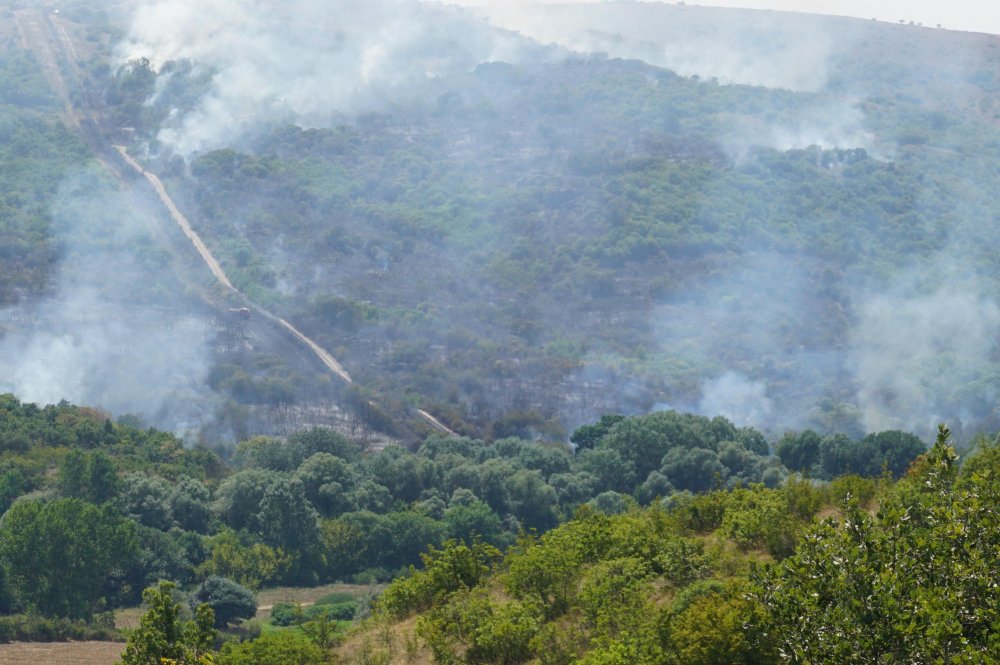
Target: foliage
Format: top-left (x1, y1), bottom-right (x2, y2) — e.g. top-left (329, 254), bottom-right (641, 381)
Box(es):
top-left (118, 581), bottom-right (216, 665)
top-left (378, 540), bottom-right (502, 619)
top-left (216, 630), bottom-right (325, 665)
top-left (754, 425), bottom-right (1000, 663)
top-left (0, 498), bottom-right (139, 619)
top-left (189, 576), bottom-right (257, 628)
top-left (0, 612), bottom-right (119, 644)
top-left (198, 530), bottom-right (290, 590)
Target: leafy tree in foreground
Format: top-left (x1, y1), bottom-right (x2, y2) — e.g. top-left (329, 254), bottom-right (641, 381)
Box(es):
top-left (216, 630), bottom-right (324, 665)
top-left (119, 581), bottom-right (216, 665)
top-left (754, 425), bottom-right (1000, 663)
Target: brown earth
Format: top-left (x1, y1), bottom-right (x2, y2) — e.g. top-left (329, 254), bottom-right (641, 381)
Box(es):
top-left (0, 641), bottom-right (124, 665)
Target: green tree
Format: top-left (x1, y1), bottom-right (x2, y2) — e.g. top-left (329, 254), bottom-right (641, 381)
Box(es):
top-left (87, 451), bottom-right (119, 504)
top-left (0, 469), bottom-right (25, 515)
top-left (775, 430), bottom-right (821, 473)
top-left (755, 426), bottom-right (1000, 663)
top-left (199, 529), bottom-right (289, 589)
top-left (190, 576), bottom-right (257, 628)
top-left (58, 449), bottom-right (88, 499)
top-left (169, 475), bottom-right (212, 533)
top-left (0, 498), bottom-right (139, 619)
top-left (116, 472), bottom-right (173, 529)
top-left (213, 468), bottom-right (281, 531)
top-left (295, 452), bottom-right (356, 516)
top-left (570, 414), bottom-right (626, 451)
top-left (255, 477), bottom-right (324, 582)
top-left (444, 499), bottom-right (503, 545)
top-left (118, 581), bottom-right (216, 665)
top-left (216, 630), bottom-right (324, 665)
top-left (666, 585), bottom-right (774, 665)
top-left (507, 469), bottom-right (560, 531)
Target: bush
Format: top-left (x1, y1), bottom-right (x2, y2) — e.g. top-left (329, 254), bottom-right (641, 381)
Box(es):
top-left (270, 599), bottom-right (358, 626)
top-left (190, 576), bottom-right (257, 628)
top-left (826, 474), bottom-right (879, 508)
top-left (217, 630), bottom-right (325, 665)
top-left (0, 613), bottom-right (120, 643)
top-left (378, 540), bottom-right (501, 619)
top-left (269, 602), bottom-right (298, 627)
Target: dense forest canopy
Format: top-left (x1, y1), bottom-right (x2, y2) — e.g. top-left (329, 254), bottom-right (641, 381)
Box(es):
top-left (0, 395), bottom-right (929, 616)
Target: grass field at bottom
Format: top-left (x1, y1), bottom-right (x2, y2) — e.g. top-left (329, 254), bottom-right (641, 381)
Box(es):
top-left (0, 641), bottom-right (124, 664)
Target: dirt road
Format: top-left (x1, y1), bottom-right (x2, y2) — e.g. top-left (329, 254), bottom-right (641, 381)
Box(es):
top-left (19, 8), bottom-right (456, 439)
top-left (114, 146), bottom-right (237, 291)
top-left (14, 8), bottom-right (78, 130)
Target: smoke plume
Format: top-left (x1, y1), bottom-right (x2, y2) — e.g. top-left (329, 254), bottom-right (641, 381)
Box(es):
top-left (0, 167), bottom-right (221, 434)
top-left (116, 0), bottom-right (546, 155)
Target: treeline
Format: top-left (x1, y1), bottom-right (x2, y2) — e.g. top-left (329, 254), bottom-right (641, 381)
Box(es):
top-left (357, 425), bottom-right (1000, 664)
top-left (0, 394), bottom-right (928, 630)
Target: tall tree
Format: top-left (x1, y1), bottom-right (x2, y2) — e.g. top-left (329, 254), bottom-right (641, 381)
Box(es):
top-left (0, 498), bottom-right (139, 619)
top-left (119, 580), bottom-right (216, 665)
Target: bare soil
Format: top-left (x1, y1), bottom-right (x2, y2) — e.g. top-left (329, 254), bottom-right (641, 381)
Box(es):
top-left (0, 641), bottom-right (124, 665)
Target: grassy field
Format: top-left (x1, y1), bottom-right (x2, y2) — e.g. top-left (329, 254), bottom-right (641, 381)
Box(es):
top-left (0, 641), bottom-right (124, 664)
top-left (114, 581), bottom-right (379, 628)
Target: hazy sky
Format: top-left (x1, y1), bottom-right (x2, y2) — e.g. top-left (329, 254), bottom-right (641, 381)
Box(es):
top-left (443, 1), bottom-right (1000, 35)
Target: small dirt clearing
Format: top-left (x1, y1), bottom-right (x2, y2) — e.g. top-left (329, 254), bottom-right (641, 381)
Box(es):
top-left (0, 641), bottom-right (124, 665)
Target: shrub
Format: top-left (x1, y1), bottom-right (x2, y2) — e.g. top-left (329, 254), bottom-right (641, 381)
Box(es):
top-left (190, 576), bottom-right (257, 628)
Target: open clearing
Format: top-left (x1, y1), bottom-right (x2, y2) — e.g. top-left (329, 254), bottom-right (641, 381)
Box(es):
top-left (0, 641), bottom-right (123, 664)
top-left (115, 582), bottom-right (379, 628)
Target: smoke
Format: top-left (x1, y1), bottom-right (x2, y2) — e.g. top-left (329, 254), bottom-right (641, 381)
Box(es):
top-left (849, 270), bottom-right (1000, 436)
top-left (652, 252), bottom-right (848, 435)
top-left (719, 99), bottom-right (879, 159)
top-left (467, 2), bottom-right (839, 91)
top-left (101, 0), bottom-right (1000, 444)
top-left (698, 372), bottom-right (774, 429)
top-left (467, 3), bottom-right (880, 157)
top-left (0, 167), bottom-right (221, 435)
top-left (116, 0), bottom-right (547, 155)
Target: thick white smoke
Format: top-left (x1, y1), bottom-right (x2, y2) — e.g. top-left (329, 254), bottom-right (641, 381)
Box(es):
top-left (0, 168), bottom-right (221, 434)
top-left (463, 2), bottom-right (837, 91)
top-left (850, 276), bottom-right (1000, 435)
top-left (117, 0), bottom-right (541, 155)
top-left (698, 372), bottom-right (774, 429)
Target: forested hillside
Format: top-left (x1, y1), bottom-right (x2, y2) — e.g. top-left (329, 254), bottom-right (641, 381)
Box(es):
top-left (342, 425), bottom-right (1000, 665)
top-left (0, 396), bottom-right (927, 640)
top-left (4, 1), bottom-right (1000, 661)
top-left (2, 1), bottom-right (1000, 442)
top-left (97, 1), bottom-right (1000, 442)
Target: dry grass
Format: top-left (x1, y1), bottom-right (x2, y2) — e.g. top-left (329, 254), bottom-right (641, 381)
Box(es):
top-left (0, 641), bottom-right (124, 665)
top-left (334, 616), bottom-right (434, 665)
top-left (256, 582), bottom-right (374, 607)
top-left (114, 606), bottom-right (145, 631)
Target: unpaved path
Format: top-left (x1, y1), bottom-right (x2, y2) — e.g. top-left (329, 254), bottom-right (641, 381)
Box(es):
top-left (14, 8), bottom-right (79, 129)
top-left (273, 315), bottom-right (353, 383)
top-left (23, 9), bottom-right (456, 438)
top-left (417, 409), bottom-right (459, 437)
top-left (114, 146), bottom-right (236, 290)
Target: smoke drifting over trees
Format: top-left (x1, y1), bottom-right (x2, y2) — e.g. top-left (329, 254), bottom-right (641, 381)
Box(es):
top-left (4, 0), bottom-right (1000, 442)
top-left (0, 167), bottom-right (222, 434)
top-left (115, 0), bottom-right (550, 155)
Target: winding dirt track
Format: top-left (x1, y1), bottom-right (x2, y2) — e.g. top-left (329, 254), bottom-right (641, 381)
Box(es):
top-left (417, 409), bottom-right (459, 437)
top-left (18, 8), bottom-right (455, 437)
top-left (113, 146), bottom-right (236, 291)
